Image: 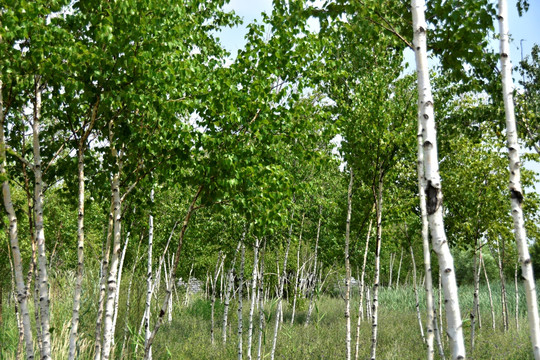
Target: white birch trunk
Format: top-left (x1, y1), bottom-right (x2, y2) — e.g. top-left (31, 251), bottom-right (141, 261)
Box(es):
top-left (238, 243), bottom-right (245, 360)
top-left (1, 79), bottom-right (35, 360)
top-left (498, 3), bottom-right (540, 355)
top-left (411, 2), bottom-right (465, 358)
top-left (32, 77), bottom-right (52, 360)
top-left (144, 189), bottom-right (154, 360)
top-left (270, 208), bottom-right (295, 360)
top-left (388, 253), bottom-right (394, 288)
top-left (94, 206), bottom-right (114, 360)
top-left (370, 176), bottom-right (383, 360)
top-left (355, 210), bottom-right (373, 360)
top-left (495, 237), bottom-right (509, 331)
top-left (345, 170), bottom-right (354, 360)
top-left (211, 251), bottom-right (224, 344)
top-left (291, 213), bottom-right (305, 325)
top-left (247, 238), bottom-right (260, 360)
top-left (257, 240), bottom-right (266, 360)
top-left (306, 206), bottom-right (322, 326)
top-left (470, 242), bottom-right (480, 353)
top-left (223, 240), bottom-right (243, 344)
top-left (111, 227), bottom-right (131, 348)
top-left (411, 245), bottom-right (426, 344)
top-left (416, 118), bottom-right (435, 359)
top-left (101, 145), bottom-right (123, 360)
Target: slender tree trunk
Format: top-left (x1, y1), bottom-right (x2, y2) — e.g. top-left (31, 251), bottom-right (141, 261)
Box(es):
top-left (365, 286), bottom-right (371, 320)
top-left (101, 153), bottom-right (123, 360)
top-left (370, 176), bottom-right (383, 360)
top-left (345, 170), bottom-right (354, 360)
top-left (306, 205), bottom-right (322, 326)
top-left (211, 251), bottom-right (224, 345)
top-left (121, 232), bottom-right (143, 358)
top-left (471, 240), bottom-right (480, 354)
top-left (143, 189), bottom-right (154, 360)
top-left (68, 98), bottom-right (98, 360)
top-left (498, 2), bottom-right (540, 356)
top-left (495, 237), bottom-right (509, 332)
top-left (291, 213), bottom-right (305, 325)
top-left (247, 238), bottom-right (260, 359)
top-left (111, 226), bottom-right (131, 349)
top-left (257, 239), bottom-right (266, 360)
top-left (0, 80), bottom-right (35, 360)
top-left (416, 118), bottom-right (435, 360)
top-left (270, 208), bottom-right (295, 360)
top-left (223, 240), bottom-right (243, 344)
top-left (238, 243), bottom-right (245, 360)
top-left (411, 245), bottom-right (426, 344)
top-left (411, 2), bottom-right (465, 358)
top-left (33, 76), bottom-right (52, 360)
top-left (142, 185), bottom-right (203, 359)
top-left (94, 205), bottom-right (113, 360)
top-left (355, 208), bottom-right (374, 360)
top-left (480, 253), bottom-right (495, 330)
top-left (433, 307), bottom-right (446, 360)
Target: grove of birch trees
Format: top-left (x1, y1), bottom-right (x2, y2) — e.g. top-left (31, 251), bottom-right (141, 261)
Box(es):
top-left (1, 0), bottom-right (540, 359)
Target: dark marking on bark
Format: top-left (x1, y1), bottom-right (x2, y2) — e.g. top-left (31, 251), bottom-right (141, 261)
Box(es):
top-left (425, 181), bottom-right (441, 215)
top-left (501, 52), bottom-right (508, 58)
top-left (444, 268), bottom-right (451, 273)
top-left (419, 26), bottom-right (426, 33)
top-left (160, 309), bottom-right (165, 317)
top-left (510, 189), bottom-right (523, 204)
top-left (423, 114), bottom-right (429, 119)
top-left (524, 258), bottom-right (531, 265)
top-left (457, 356), bottom-right (465, 360)
top-left (425, 101), bottom-right (433, 107)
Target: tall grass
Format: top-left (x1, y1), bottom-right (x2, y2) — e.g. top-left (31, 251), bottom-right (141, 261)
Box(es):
top-left (0, 271), bottom-right (535, 359)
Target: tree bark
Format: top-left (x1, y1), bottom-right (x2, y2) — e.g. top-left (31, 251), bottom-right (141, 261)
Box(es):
top-left (1, 79), bottom-right (35, 360)
top-left (270, 207), bottom-right (295, 360)
top-left (355, 207), bottom-right (374, 360)
top-left (370, 175), bottom-right (383, 360)
top-left (144, 189), bottom-right (155, 360)
top-left (515, 262), bottom-right (520, 329)
top-left (211, 251), bottom-right (224, 345)
top-left (247, 238), bottom-right (260, 359)
top-left (345, 169), bottom-right (354, 360)
top-left (223, 240), bottom-right (243, 344)
top-left (411, 1), bottom-right (466, 358)
top-left (411, 245), bottom-right (426, 344)
top-left (238, 242), bottom-right (245, 360)
top-left (494, 237), bottom-right (509, 332)
top-left (291, 213), bottom-right (305, 325)
top-left (498, 3), bottom-right (540, 355)
top-left (480, 253), bottom-right (495, 330)
top-left (142, 185), bottom-right (203, 359)
top-left (257, 239), bottom-right (266, 360)
top-left (306, 205), bottom-right (322, 326)
top-left (470, 240), bottom-right (481, 354)
top-left (32, 76), bottom-right (52, 360)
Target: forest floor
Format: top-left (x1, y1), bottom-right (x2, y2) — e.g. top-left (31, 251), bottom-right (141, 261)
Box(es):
top-left (0, 279), bottom-right (534, 359)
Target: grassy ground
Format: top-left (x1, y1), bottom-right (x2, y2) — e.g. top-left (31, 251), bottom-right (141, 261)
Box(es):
top-left (0, 276), bottom-right (535, 359)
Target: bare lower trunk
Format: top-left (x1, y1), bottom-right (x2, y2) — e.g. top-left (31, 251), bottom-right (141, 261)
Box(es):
top-left (306, 206), bottom-right (322, 326)
top-left (33, 77), bottom-right (52, 360)
top-left (411, 245), bottom-right (425, 343)
top-left (355, 209), bottom-right (373, 360)
top-left (345, 170), bottom-right (354, 360)
top-left (433, 307), bottom-right (446, 360)
top-left (396, 249), bottom-right (403, 288)
top-left (238, 243), bottom-right (245, 360)
top-left (471, 242), bottom-right (480, 353)
top-left (121, 233), bottom-right (143, 358)
top-left (416, 118), bottom-right (435, 359)
top-left (1, 80), bottom-right (35, 359)
top-left (142, 185), bottom-right (203, 359)
top-left (388, 253), bottom-right (394, 288)
top-left (144, 189), bottom-right (154, 360)
top-left (498, 1), bottom-right (540, 356)
top-left (211, 251), bottom-right (224, 345)
top-left (270, 208), bottom-right (295, 360)
top-left (370, 176), bottom-right (383, 360)
top-left (94, 207), bottom-right (113, 360)
top-left (223, 240), bottom-right (243, 344)
top-left (495, 237), bottom-right (509, 332)
top-left (257, 240), bottom-right (266, 360)
top-left (291, 213), bottom-right (305, 325)
top-left (412, 1), bottom-right (465, 357)
top-left (247, 238), bottom-right (260, 359)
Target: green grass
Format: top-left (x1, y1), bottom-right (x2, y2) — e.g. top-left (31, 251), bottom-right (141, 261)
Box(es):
top-left (0, 276), bottom-right (536, 359)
